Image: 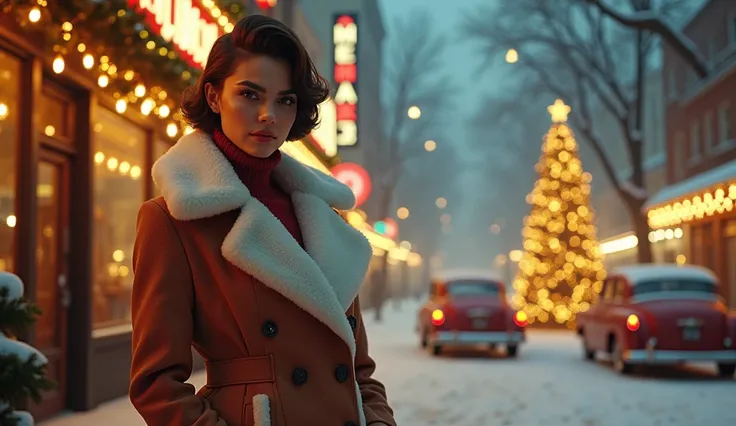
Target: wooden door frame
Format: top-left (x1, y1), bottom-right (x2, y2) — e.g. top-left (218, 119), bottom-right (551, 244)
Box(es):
top-left (39, 74), bottom-right (95, 412)
top-left (29, 148), bottom-right (72, 420)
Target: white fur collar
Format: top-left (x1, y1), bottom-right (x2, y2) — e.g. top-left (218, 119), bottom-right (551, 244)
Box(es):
top-left (152, 131), bottom-right (372, 366)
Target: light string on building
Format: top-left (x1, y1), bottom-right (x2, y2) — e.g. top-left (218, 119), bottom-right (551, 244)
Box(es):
top-left (93, 151), bottom-right (143, 180)
top-left (6, 0), bottom-right (247, 138)
top-left (598, 227), bottom-right (684, 256)
top-left (647, 184), bottom-right (736, 228)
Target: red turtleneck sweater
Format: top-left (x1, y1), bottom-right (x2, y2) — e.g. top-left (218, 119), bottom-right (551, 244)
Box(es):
top-left (212, 129), bottom-right (304, 246)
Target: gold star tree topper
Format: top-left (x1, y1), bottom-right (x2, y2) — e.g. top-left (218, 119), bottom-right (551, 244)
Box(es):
top-left (548, 99), bottom-right (571, 123)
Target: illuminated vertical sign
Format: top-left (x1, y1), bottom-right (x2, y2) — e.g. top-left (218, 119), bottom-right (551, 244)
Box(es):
top-left (333, 14), bottom-right (358, 147)
top-left (128, 0), bottom-right (221, 69)
top-left (311, 98), bottom-right (338, 157)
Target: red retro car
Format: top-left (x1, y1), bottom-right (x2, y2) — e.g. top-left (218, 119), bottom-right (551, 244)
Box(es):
top-left (416, 269), bottom-right (527, 357)
top-left (577, 264), bottom-right (736, 377)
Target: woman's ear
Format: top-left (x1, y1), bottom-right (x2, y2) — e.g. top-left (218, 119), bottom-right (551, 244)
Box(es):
top-left (204, 83), bottom-right (220, 114)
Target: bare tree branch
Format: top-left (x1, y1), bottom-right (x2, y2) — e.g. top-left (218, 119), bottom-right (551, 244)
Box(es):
top-left (380, 9), bottom-right (454, 190)
top-left (464, 0), bottom-right (635, 192)
top-left (584, 0), bottom-right (709, 77)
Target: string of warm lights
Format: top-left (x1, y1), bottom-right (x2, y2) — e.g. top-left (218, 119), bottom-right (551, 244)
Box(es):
top-left (93, 151), bottom-right (143, 180)
top-left (647, 184), bottom-right (736, 229)
top-left (5, 0), bottom-right (245, 139)
top-left (512, 100), bottom-right (604, 328)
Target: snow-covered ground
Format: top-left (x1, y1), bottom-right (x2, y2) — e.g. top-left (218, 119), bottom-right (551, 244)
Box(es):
top-left (40, 299), bottom-right (736, 426)
top-left (370, 301), bottom-right (735, 426)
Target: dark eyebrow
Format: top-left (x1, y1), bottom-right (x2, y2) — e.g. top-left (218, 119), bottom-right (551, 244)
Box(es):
top-left (235, 80), bottom-right (296, 95)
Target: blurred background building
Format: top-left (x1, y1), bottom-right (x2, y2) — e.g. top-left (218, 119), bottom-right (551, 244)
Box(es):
top-left (646, 0), bottom-right (736, 308)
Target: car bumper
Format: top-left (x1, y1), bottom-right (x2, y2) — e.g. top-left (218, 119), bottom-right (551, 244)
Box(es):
top-left (624, 349), bottom-right (736, 364)
top-left (431, 331), bottom-right (525, 346)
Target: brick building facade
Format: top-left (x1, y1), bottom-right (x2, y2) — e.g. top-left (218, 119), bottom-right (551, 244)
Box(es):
top-left (647, 0), bottom-right (736, 307)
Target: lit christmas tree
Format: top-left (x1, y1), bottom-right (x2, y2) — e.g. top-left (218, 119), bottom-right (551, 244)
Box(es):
top-left (511, 99), bottom-right (606, 328)
top-left (0, 272), bottom-right (55, 426)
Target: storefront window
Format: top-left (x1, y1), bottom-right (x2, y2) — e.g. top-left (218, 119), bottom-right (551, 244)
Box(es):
top-left (152, 138), bottom-right (171, 197)
top-left (92, 108), bottom-right (146, 331)
top-left (38, 89), bottom-right (73, 140)
top-left (0, 51), bottom-right (20, 273)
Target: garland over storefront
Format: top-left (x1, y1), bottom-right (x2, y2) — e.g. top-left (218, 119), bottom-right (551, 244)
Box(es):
top-left (2, 0), bottom-right (247, 136)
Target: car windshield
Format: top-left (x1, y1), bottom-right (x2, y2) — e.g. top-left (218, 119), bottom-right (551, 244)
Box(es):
top-left (633, 279), bottom-right (717, 296)
top-left (446, 280), bottom-right (501, 297)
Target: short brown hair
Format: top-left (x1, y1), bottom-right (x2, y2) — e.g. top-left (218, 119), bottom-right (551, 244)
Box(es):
top-left (180, 15), bottom-right (330, 141)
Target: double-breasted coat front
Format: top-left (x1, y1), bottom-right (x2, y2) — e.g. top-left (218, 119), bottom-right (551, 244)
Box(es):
top-left (129, 131), bottom-right (395, 426)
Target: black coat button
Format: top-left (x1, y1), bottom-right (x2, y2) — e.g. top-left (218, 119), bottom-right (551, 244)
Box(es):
top-left (335, 364), bottom-right (350, 383)
top-left (347, 315), bottom-right (357, 330)
top-left (344, 422), bottom-right (358, 426)
top-left (261, 320), bottom-right (278, 338)
top-left (292, 367), bottom-right (308, 385)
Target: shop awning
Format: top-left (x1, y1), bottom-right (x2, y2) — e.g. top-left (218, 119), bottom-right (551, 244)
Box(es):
top-left (644, 158), bottom-right (736, 210)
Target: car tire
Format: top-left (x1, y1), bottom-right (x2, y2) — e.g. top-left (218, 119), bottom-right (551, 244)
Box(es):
top-left (611, 338), bottom-right (632, 375)
top-left (717, 363), bottom-right (736, 378)
top-left (431, 344), bottom-right (443, 356)
top-left (507, 344), bottom-right (519, 358)
top-left (420, 331), bottom-right (428, 349)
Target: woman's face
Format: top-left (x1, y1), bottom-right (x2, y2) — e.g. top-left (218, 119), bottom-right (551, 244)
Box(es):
top-left (206, 55), bottom-right (297, 158)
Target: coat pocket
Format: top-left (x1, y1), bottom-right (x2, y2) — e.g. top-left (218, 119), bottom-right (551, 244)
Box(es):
top-left (245, 394), bottom-right (271, 426)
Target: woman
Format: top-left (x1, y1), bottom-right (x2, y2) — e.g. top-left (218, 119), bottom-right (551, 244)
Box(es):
top-left (129, 15), bottom-right (395, 426)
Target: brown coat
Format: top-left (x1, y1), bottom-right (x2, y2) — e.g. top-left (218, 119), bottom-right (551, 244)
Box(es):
top-left (129, 131), bottom-right (395, 426)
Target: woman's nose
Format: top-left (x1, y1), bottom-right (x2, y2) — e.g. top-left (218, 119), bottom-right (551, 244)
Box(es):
top-left (258, 104), bottom-right (276, 124)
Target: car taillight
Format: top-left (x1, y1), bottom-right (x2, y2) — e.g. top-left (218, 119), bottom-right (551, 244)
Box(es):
top-left (431, 309), bottom-right (445, 326)
top-left (626, 314), bottom-right (640, 331)
top-left (513, 311), bottom-right (528, 327)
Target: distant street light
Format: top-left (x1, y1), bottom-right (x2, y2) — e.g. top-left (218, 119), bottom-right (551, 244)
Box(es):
top-left (509, 249), bottom-right (523, 262)
top-left (407, 105), bottom-right (421, 119)
top-left (440, 213), bottom-right (451, 225)
top-left (435, 197), bottom-right (447, 209)
top-left (397, 207), bottom-right (410, 219)
top-left (505, 48), bottom-right (518, 64)
top-left (490, 224), bottom-right (501, 234)
top-left (424, 140), bottom-right (436, 152)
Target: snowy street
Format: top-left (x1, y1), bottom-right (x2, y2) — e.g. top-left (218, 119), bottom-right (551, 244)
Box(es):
top-left (41, 299), bottom-right (736, 426)
top-left (371, 301), bottom-right (735, 426)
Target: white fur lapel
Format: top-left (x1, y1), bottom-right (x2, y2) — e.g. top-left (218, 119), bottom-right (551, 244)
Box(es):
top-left (152, 131), bottom-right (372, 360)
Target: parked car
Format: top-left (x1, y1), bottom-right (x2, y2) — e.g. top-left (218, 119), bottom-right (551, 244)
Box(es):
top-left (576, 264), bottom-right (736, 377)
top-left (416, 269), bottom-right (527, 357)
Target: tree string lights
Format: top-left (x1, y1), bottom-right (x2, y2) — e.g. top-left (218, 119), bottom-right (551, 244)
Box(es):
top-left (1, 0), bottom-right (247, 137)
top-left (511, 99), bottom-right (605, 328)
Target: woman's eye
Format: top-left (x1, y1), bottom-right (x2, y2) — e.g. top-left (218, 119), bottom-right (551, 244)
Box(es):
top-left (280, 97), bottom-right (296, 106)
top-left (243, 90), bottom-right (259, 100)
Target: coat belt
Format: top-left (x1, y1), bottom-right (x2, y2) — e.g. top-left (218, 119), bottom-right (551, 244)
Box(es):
top-left (204, 354), bottom-right (275, 388)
